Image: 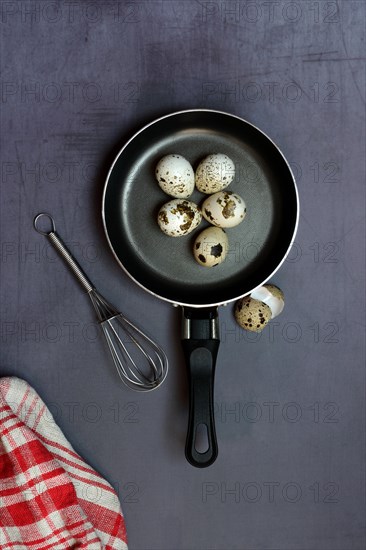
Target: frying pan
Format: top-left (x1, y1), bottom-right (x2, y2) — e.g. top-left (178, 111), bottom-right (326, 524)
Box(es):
top-left (102, 109), bottom-right (299, 468)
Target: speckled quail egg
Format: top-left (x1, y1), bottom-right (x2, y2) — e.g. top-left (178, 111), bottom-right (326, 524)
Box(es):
top-left (264, 284), bottom-right (284, 302)
top-left (193, 226), bottom-right (229, 267)
top-left (202, 191), bottom-right (246, 228)
top-left (235, 296), bottom-right (272, 332)
top-left (157, 199), bottom-right (201, 237)
top-left (251, 284), bottom-right (285, 319)
top-left (195, 153), bottom-right (235, 194)
top-left (155, 154), bottom-right (195, 198)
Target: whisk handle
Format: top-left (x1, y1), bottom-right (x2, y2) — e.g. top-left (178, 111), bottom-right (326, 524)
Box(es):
top-left (33, 214), bottom-right (94, 293)
top-left (182, 307), bottom-right (219, 468)
top-left (48, 232), bottom-right (94, 292)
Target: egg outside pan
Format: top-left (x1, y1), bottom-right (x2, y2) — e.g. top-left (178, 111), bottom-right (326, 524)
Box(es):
top-left (264, 284), bottom-right (284, 302)
top-left (235, 296), bottom-right (272, 332)
top-left (250, 284), bottom-right (285, 319)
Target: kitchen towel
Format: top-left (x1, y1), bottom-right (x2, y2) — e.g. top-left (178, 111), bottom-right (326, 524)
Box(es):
top-left (0, 377), bottom-right (128, 550)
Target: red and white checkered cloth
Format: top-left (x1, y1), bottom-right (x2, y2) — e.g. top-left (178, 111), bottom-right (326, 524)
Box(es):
top-left (0, 377), bottom-right (128, 549)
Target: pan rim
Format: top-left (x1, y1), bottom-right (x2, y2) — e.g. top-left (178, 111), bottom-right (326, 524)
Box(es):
top-left (102, 108), bottom-right (300, 308)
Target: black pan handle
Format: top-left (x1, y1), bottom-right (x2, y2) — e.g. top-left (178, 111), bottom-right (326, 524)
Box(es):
top-left (182, 307), bottom-right (220, 468)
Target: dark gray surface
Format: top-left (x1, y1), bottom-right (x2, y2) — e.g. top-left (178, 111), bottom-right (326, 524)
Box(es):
top-left (0, 1), bottom-right (365, 549)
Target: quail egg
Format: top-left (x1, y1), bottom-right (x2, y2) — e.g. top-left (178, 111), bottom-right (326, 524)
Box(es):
top-left (193, 226), bottom-right (229, 267)
top-left (195, 153), bottom-right (235, 194)
top-left (264, 284), bottom-right (285, 302)
top-left (157, 199), bottom-right (201, 237)
top-left (202, 191), bottom-right (246, 228)
top-left (250, 284), bottom-right (285, 319)
top-left (235, 296), bottom-right (272, 332)
top-left (155, 154), bottom-right (195, 198)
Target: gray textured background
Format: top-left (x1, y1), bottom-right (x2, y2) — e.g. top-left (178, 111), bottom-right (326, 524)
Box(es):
top-left (0, 1), bottom-right (365, 549)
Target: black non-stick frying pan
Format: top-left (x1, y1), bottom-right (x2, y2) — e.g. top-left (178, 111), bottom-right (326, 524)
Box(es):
top-left (102, 109), bottom-right (299, 468)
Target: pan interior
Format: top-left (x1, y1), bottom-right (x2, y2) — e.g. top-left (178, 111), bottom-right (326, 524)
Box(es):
top-left (104, 111), bottom-right (297, 306)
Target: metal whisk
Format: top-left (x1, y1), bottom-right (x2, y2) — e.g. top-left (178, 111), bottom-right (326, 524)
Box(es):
top-left (33, 213), bottom-right (168, 392)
